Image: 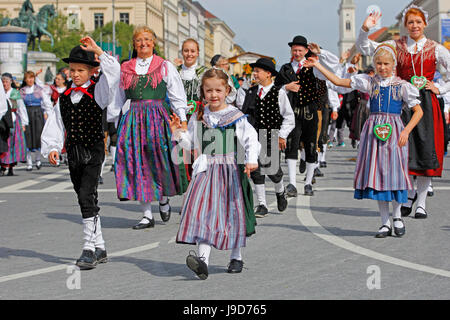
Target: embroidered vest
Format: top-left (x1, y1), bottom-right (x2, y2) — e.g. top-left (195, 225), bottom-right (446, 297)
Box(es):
top-left (369, 86), bottom-right (403, 115)
top-left (296, 67), bottom-right (319, 106)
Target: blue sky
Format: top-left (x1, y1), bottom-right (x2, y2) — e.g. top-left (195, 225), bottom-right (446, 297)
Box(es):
top-left (197, 0), bottom-right (412, 69)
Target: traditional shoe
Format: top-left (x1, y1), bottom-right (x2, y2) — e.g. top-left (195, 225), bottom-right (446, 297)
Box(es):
top-left (327, 142), bottom-right (333, 149)
top-left (159, 199), bottom-right (171, 222)
top-left (186, 252), bottom-right (208, 280)
top-left (351, 139), bottom-right (357, 149)
top-left (227, 259), bottom-right (244, 273)
top-left (401, 194), bottom-right (417, 217)
top-left (276, 190), bottom-right (288, 212)
top-left (375, 225), bottom-right (392, 238)
top-left (286, 183), bottom-right (297, 197)
top-left (414, 206), bottom-right (428, 219)
top-left (320, 161), bottom-right (327, 168)
top-left (132, 216), bottom-right (155, 230)
top-left (7, 168), bottom-right (14, 176)
top-left (95, 248), bottom-right (108, 264)
top-left (110, 164), bottom-right (115, 172)
top-left (393, 218), bottom-right (406, 237)
top-left (35, 161), bottom-right (42, 170)
top-left (314, 168), bottom-right (324, 177)
top-left (0, 168), bottom-right (5, 176)
top-left (75, 250), bottom-right (97, 270)
top-left (304, 184), bottom-right (314, 196)
top-left (26, 165), bottom-right (32, 171)
top-left (254, 205), bottom-right (268, 218)
top-left (98, 176), bottom-right (104, 185)
top-left (299, 159), bottom-right (306, 174)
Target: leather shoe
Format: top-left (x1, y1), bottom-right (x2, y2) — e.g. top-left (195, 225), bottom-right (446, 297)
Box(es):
top-left (186, 252), bottom-right (208, 280)
top-left (320, 161), bottom-right (327, 168)
top-left (304, 184), bottom-right (313, 196)
top-left (159, 199), bottom-right (171, 222)
top-left (95, 248), bottom-right (108, 264)
top-left (98, 176), bottom-right (104, 185)
top-left (375, 225), bottom-right (392, 238)
top-left (35, 161), bottom-right (42, 170)
top-left (227, 259), bottom-right (244, 273)
top-left (393, 218), bottom-right (405, 237)
top-left (254, 205), bottom-right (268, 218)
top-left (299, 159), bottom-right (306, 173)
top-left (286, 183), bottom-right (297, 197)
top-left (401, 194), bottom-right (417, 217)
top-left (276, 190), bottom-right (288, 212)
top-left (76, 249), bottom-right (97, 270)
top-left (7, 168), bottom-right (14, 176)
top-left (132, 217), bottom-right (155, 230)
top-left (414, 206), bottom-right (427, 219)
top-left (303, 176), bottom-right (316, 184)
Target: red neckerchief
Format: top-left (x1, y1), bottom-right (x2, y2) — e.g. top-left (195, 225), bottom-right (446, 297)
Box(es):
top-left (64, 80), bottom-right (94, 99)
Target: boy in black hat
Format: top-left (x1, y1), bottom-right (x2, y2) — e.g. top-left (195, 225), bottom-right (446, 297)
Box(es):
top-left (275, 36), bottom-right (336, 197)
top-left (41, 36), bottom-right (120, 270)
top-left (237, 58), bottom-right (295, 217)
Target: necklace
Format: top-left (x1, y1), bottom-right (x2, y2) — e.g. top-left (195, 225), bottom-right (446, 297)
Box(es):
top-left (137, 58), bottom-right (150, 68)
top-left (410, 48), bottom-right (427, 90)
top-left (373, 78), bottom-right (393, 142)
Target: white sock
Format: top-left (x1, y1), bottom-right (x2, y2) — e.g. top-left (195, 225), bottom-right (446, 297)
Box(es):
top-left (230, 247), bottom-right (242, 261)
top-left (377, 201), bottom-right (391, 231)
top-left (110, 146), bottom-right (116, 164)
top-left (26, 153), bottom-right (33, 167)
top-left (287, 159), bottom-right (297, 185)
top-left (100, 158), bottom-right (106, 177)
top-left (159, 196), bottom-right (170, 212)
top-left (300, 149), bottom-right (305, 161)
top-left (198, 242), bottom-right (211, 266)
top-left (139, 201), bottom-right (153, 222)
top-left (318, 152), bottom-right (323, 163)
top-left (427, 180), bottom-right (433, 192)
top-left (404, 175), bottom-right (417, 208)
top-left (254, 184), bottom-right (267, 207)
top-left (392, 201), bottom-right (404, 228)
top-left (35, 152), bottom-right (41, 163)
top-left (305, 162), bottom-right (315, 185)
top-left (94, 216), bottom-right (105, 250)
top-left (274, 181), bottom-right (284, 194)
top-left (416, 176), bottom-right (431, 214)
top-left (314, 161), bottom-right (320, 169)
top-left (82, 217), bottom-right (96, 252)
top-left (322, 145), bottom-right (327, 161)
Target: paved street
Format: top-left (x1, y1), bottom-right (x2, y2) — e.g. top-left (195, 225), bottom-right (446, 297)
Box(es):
top-left (0, 136), bottom-right (449, 300)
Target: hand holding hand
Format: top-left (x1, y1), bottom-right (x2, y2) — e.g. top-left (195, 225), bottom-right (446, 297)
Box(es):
top-left (331, 111), bottom-right (338, 120)
top-left (425, 81), bottom-right (440, 95)
top-left (49, 151), bottom-right (60, 166)
top-left (169, 114), bottom-right (183, 133)
top-left (279, 138), bottom-right (286, 151)
top-left (302, 57), bottom-right (318, 68)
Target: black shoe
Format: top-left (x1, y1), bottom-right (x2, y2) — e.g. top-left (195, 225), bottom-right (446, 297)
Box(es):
top-left (76, 250), bottom-right (97, 270)
top-left (98, 176), bottom-right (103, 185)
top-left (186, 252), bottom-right (208, 280)
top-left (159, 199), bottom-right (171, 222)
top-left (427, 188), bottom-right (434, 197)
top-left (314, 168), bottom-right (324, 177)
top-left (95, 248), bottom-right (108, 264)
top-left (414, 206), bottom-right (428, 219)
top-left (276, 190), bottom-right (288, 212)
top-left (132, 217), bottom-right (155, 230)
top-left (401, 194), bottom-right (417, 217)
top-left (351, 139), bottom-right (357, 149)
top-left (26, 166), bottom-right (32, 171)
top-left (227, 259), bottom-right (244, 273)
top-left (299, 159), bottom-right (306, 174)
top-left (286, 183), bottom-right (297, 197)
top-left (35, 161), bottom-right (42, 170)
top-left (320, 161), bottom-right (327, 168)
top-left (7, 168), bottom-right (14, 176)
top-left (375, 225), bottom-right (392, 238)
top-left (0, 168), bottom-right (5, 176)
top-left (254, 205), bottom-right (268, 218)
top-left (110, 164), bottom-right (115, 172)
top-left (304, 184), bottom-right (314, 196)
top-left (393, 218), bottom-right (405, 237)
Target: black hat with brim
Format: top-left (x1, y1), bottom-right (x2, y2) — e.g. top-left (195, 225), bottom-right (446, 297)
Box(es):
top-left (62, 45), bottom-right (100, 67)
top-left (288, 35), bottom-right (308, 48)
top-left (250, 58), bottom-right (278, 76)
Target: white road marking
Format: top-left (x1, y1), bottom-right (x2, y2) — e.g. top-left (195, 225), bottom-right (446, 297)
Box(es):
top-left (0, 242), bottom-right (160, 284)
top-left (0, 169), bottom-right (69, 192)
top-left (168, 236), bottom-right (176, 244)
top-left (295, 193), bottom-right (450, 278)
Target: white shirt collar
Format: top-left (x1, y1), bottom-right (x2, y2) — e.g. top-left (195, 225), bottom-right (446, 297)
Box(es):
top-left (71, 80), bottom-right (91, 89)
top-left (182, 62), bottom-right (197, 71)
top-left (406, 35), bottom-right (427, 53)
top-left (137, 56), bottom-right (153, 64)
top-left (23, 85), bottom-right (35, 94)
top-left (258, 82), bottom-right (274, 94)
top-left (291, 58), bottom-right (306, 71)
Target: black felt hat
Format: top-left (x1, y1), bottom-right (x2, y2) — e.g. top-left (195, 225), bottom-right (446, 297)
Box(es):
top-left (62, 45), bottom-right (100, 67)
top-left (288, 35), bottom-right (308, 48)
top-left (250, 58), bottom-right (278, 76)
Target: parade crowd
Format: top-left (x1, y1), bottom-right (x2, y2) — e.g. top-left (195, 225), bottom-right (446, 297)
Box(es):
top-left (0, 4), bottom-right (449, 280)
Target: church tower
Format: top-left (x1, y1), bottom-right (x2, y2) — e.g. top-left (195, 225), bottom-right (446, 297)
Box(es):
top-left (338, 0), bottom-right (356, 56)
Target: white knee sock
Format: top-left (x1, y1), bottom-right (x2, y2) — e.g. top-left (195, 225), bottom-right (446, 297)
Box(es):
top-left (139, 201), bottom-right (153, 221)
top-left (35, 151), bottom-right (41, 163)
top-left (416, 176), bottom-right (431, 213)
top-left (198, 242), bottom-right (212, 266)
top-left (254, 184), bottom-right (267, 207)
top-left (94, 216), bottom-right (105, 250)
top-left (82, 217), bottom-right (96, 252)
top-left (305, 162), bottom-right (315, 185)
top-left (100, 158), bottom-right (106, 177)
top-left (230, 247), bottom-right (242, 261)
top-left (322, 145), bottom-right (327, 161)
top-left (274, 181), bottom-right (284, 194)
top-left (159, 196), bottom-right (170, 212)
top-left (392, 201), bottom-right (404, 228)
top-left (300, 149), bottom-right (305, 161)
top-left (377, 201), bottom-right (391, 231)
top-left (318, 152), bottom-right (323, 163)
top-left (26, 153), bottom-right (33, 166)
top-left (287, 159), bottom-right (297, 185)
top-left (110, 146), bottom-right (116, 164)
top-left (405, 175), bottom-right (417, 208)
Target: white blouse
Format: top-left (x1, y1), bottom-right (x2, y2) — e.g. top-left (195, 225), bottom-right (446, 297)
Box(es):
top-left (356, 28), bottom-right (450, 94)
top-left (40, 52), bottom-right (121, 157)
top-left (5, 88), bottom-right (28, 126)
top-left (0, 81), bottom-right (7, 120)
top-left (173, 105), bottom-right (261, 177)
top-left (22, 84), bottom-right (53, 115)
top-left (179, 63), bottom-right (198, 81)
top-left (350, 74), bottom-right (421, 109)
top-left (111, 55), bottom-right (189, 123)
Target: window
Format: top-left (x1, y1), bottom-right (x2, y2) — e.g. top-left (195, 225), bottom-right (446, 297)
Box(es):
top-left (346, 21), bottom-right (351, 31)
top-left (120, 13), bottom-right (129, 24)
top-left (94, 13), bottom-right (104, 29)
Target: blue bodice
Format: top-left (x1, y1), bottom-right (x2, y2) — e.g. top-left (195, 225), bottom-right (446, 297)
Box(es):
top-left (369, 86), bottom-right (403, 114)
top-left (23, 93), bottom-right (42, 107)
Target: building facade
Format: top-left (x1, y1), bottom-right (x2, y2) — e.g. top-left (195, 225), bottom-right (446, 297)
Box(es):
top-left (338, 0), bottom-right (356, 56)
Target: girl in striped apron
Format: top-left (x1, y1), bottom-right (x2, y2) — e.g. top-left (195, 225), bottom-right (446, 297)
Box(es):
top-left (304, 44), bottom-right (423, 238)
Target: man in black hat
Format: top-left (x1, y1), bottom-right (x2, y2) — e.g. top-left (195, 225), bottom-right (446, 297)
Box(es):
top-left (238, 58), bottom-right (295, 217)
top-left (275, 35), bottom-right (327, 196)
top-left (41, 36), bottom-right (120, 270)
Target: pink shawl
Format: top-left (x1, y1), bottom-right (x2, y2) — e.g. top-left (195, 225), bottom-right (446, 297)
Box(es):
top-left (120, 55), bottom-right (168, 90)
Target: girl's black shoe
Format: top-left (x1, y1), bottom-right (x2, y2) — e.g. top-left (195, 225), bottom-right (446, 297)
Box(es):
top-left (375, 225), bottom-right (392, 238)
top-left (393, 218), bottom-right (406, 237)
